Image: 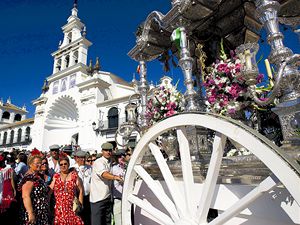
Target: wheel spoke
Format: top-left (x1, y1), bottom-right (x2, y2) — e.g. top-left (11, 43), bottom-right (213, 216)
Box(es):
top-left (128, 194), bottom-right (175, 225)
top-left (209, 175), bottom-right (280, 225)
top-left (177, 127), bottom-right (196, 217)
top-left (134, 165), bottom-right (179, 221)
top-left (197, 132), bottom-right (227, 223)
top-left (149, 142), bottom-right (187, 217)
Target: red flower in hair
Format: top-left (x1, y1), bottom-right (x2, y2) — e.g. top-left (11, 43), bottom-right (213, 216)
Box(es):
top-left (0, 155), bottom-right (4, 162)
top-left (31, 148), bottom-right (41, 156)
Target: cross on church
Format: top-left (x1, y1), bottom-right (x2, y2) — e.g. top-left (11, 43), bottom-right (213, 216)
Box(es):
top-left (74, 0), bottom-right (78, 9)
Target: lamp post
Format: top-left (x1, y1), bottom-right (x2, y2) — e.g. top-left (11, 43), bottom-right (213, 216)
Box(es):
top-left (115, 101), bottom-right (140, 147)
top-left (126, 103), bottom-right (138, 124)
top-left (236, 0), bottom-right (300, 147)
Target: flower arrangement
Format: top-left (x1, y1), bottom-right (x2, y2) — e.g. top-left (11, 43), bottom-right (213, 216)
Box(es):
top-left (203, 42), bottom-right (264, 116)
top-left (145, 81), bottom-right (184, 125)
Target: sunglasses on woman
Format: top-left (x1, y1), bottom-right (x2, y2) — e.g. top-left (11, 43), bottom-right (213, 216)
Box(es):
top-left (87, 159), bottom-right (96, 162)
top-left (59, 163), bottom-right (68, 166)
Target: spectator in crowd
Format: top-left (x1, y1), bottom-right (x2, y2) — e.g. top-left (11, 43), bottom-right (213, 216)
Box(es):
top-left (74, 150), bottom-right (92, 225)
top-left (49, 153), bottom-right (84, 225)
top-left (6, 153), bottom-right (16, 170)
top-left (0, 154), bottom-right (17, 223)
top-left (14, 153), bottom-right (28, 183)
top-left (111, 149), bottom-right (126, 225)
top-left (124, 148), bottom-right (132, 167)
top-left (61, 145), bottom-right (76, 168)
top-left (86, 155), bottom-right (93, 166)
top-left (40, 157), bottom-right (52, 186)
top-left (19, 149), bottom-right (49, 225)
top-left (48, 145), bottom-right (60, 176)
top-left (90, 142), bottom-right (123, 225)
top-left (91, 154), bottom-right (97, 165)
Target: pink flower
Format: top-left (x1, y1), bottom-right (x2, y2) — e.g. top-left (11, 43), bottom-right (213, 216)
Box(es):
top-left (256, 73), bottom-right (264, 83)
top-left (208, 95), bottom-right (216, 104)
top-left (229, 83), bottom-right (242, 98)
top-left (217, 63), bottom-right (228, 73)
top-left (166, 109), bottom-right (175, 117)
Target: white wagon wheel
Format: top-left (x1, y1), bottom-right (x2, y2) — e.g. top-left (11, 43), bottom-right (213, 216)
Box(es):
top-left (122, 112), bottom-right (300, 225)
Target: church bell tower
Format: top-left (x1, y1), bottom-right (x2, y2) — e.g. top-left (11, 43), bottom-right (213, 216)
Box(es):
top-left (51, 1), bottom-right (92, 74)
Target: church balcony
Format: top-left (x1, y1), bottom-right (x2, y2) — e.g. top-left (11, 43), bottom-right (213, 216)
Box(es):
top-left (98, 117), bottom-right (126, 136)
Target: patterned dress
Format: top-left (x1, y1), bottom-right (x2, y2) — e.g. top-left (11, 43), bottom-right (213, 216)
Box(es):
top-left (0, 167), bottom-right (15, 213)
top-left (53, 171), bottom-right (84, 225)
top-left (18, 173), bottom-right (49, 225)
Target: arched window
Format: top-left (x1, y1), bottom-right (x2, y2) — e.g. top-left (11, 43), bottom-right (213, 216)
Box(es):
top-left (73, 51), bottom-right (78, 64)
top-left (65, 55), bottom-right (70, 68)
top-left (56, 58), bottom-right (62, 71)
top-left (67, 32), bottom-right (72, 43)
top-left (14, 114), bottom-right (22, 121)
top-left (25, 127), bottom-right (31, 141)
top-left (108, 107), bottom-right (119, 128)
top-left (2, 132), bottom-right (7, 145)
top-left (2, 111), bottom-right (10, 120)
top-left (17, 128), bottom-right (22, 143)
top-left (10, 130), bottom-right (14, 144)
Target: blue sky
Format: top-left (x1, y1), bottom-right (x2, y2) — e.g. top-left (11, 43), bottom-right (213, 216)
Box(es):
top-left (0, 0), bottom-right (298, 118)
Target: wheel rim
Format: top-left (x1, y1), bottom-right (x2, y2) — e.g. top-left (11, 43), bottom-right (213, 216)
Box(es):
top-left (122, 112), bottom-right (300, 225)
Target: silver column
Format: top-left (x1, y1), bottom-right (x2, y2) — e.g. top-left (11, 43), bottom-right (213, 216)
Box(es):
top-left (178, 27), bottom-right (200, 111)
top-left (256, 0), bottom-right (300, 146)
top-left (138, 60), bottom-right (149, 132)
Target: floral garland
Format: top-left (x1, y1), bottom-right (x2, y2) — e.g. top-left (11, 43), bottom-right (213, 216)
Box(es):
top-left (203, 43), bottom-right (265, 116)
top-left (145, 84), bottom-right (184, 125)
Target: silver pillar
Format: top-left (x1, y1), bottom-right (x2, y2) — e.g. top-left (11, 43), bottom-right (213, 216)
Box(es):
top-left (256, 0), bottom-right (300, 145)
top-left (178, 27), bottom-right (200, 112)
top-left (138, 61), bottom-right (149, 132)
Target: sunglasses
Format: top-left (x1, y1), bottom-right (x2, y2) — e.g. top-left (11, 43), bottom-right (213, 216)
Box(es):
top-left (59, 163), bottom-right (68, 166)
top-left (87, 159), bottom-right (96, 162)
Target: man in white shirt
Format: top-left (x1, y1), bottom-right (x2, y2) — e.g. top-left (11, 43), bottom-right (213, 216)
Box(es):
top-left (74, 150), bottom-right (92, 225)
top-left (111, 149), bottom-right (126, 225)
top-left (90, 143), bottom-right (123, 225)
top-left (47, 144), bottom-right (60, 176)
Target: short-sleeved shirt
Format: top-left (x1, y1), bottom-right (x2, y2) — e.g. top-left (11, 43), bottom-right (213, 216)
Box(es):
top-left (89, 156), bottom-right (111, 203)
top-left (14, 162), bottom-right (28, 178)
top-left (74, 164), bottom-right (92, 196)
top-left (111, 164), bottom-right (125, 199)
top-left (48, 157), bottom-right (60, 176)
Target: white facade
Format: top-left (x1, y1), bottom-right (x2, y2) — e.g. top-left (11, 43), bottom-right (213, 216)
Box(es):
top-left (29, 6), bottom-right (135, 152)
top-left (0, 98), bottom-right (33, 152)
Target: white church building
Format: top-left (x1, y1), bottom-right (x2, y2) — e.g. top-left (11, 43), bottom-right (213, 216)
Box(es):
top-left (1, 4), bottom-right (136, 153)
top-left (0, 98), bottom-right (33, 152)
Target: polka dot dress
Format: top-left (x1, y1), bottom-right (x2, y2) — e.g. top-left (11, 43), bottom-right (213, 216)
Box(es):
top-left (53, 171), bottom-right (84, 225)
top-left (18, 173), bottom-right (50, 225)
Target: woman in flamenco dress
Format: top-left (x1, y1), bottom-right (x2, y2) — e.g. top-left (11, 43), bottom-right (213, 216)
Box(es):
top-left (49, 154), bottom-right (84, 225)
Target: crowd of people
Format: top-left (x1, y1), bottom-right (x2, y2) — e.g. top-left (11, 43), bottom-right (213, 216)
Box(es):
top-left (0, 142), bottom-right (132, 225)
